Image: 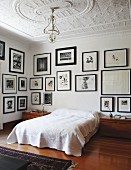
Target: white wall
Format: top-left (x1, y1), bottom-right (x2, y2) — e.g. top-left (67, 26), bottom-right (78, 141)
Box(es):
top-left (29, 32), bottom-right (131, 116)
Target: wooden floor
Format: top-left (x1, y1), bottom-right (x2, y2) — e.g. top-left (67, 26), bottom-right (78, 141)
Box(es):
top-left (0, 125), bottom-right (131, 170)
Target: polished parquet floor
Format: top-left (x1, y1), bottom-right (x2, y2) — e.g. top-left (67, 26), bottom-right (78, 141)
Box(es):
top-left (0, 126), bottom-right (131, 170)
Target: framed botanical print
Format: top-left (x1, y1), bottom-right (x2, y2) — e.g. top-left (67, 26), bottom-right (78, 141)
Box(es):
top-left (55, 46), bottom-right (77, 66)
top-left (100, 97), bottom-right (114, 112)
top-left (117, 97), bottom-right (131, 113)
top-left (2, 74), bottom-right (17, 94)
top-left (9, 48), bottom-right (25, 74)
top-left (31, 92), bottom-right (41, 105)
top-left (57, 70), bottom-right (71, 91)
top-left (33, 53), bottom-right (51, 76)
top-left (0, 40), bottom-right (5, 60)
top-left (17, 96), bottom-right (28, 111)
top-left (18, 77), bottom-right (27, 91)
top-left (43, 92), bottom-right (52, 105)
top-left (30, 77), bottom-right (43, 90)
top-left (75, 74), bottom-right (97, 92)
top-left (82, 51), bottom-right (98, 72)
top-left (45, 77), bottom-right (55, 91)
top-left (3, 96), bottom-right (15, 114)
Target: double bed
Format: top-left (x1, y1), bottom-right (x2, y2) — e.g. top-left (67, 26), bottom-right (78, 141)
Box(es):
top-left (7, 108), bottom-right (100, 157)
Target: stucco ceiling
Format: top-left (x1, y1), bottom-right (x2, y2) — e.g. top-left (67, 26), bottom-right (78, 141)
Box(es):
top-left (0, 0), bottom-right (131, 43)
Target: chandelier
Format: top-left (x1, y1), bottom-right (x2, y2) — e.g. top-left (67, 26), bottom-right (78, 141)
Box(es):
top-left (44, 7), bottom-right (60, 43)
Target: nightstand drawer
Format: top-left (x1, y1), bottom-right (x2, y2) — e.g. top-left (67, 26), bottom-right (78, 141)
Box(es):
top-left (22, 111), bottom-right (49, 120)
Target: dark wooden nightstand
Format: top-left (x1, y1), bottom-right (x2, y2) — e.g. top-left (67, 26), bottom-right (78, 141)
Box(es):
top-left (22, 111), bottom-right (50, 120)
top-left (100, 117), bottom-right (131, 139)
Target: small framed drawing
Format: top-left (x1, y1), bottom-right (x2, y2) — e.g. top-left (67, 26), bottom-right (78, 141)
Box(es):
top-left (82, 51), bottom-right (98, 72)
top-left (30, 77), bottom-right (43, 90)
top-left (57, 70), bottom-right (71, 91)
top-left (31, 92), bottom-right (41, 105)
top-left (55, 46), bottom-right (77, 66)
top-left (117, 97), bottom-right (131, 113)
top-left (104, 48), bottom-right (127, 68)
top-left (17, 96), bottom-right (28, 111)
top-left (3, 96), bottom-right (15, 114)
top-left (43, 92), bottom-right (52, 105)
top-left (100, 97), bottom-right (114, 112)
top-left (9, 48), bottom-right (25, 74)
top-left (0, 40), bottom-right (5, 60)
top-left (18, 77), bottom-right (27, 91)
top-left (75, 74), bottom-right (97, 92)
top-left (2, 74), bottom-right (17, 94)
top-left (33, 53), bottom-right (51, 76)
top-left (45, 77), bottom-right (55, 91)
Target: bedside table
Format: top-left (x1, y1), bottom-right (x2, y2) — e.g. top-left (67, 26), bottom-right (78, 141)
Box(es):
top-left (100, 117), bottom-right (131, 139)
top-left (22, 111), bottom-right (50, 120)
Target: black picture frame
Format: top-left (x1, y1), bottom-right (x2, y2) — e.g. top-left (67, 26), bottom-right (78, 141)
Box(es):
top-left (104, 48), bottom-right (128, 68)
top-left (0, 40), bottom-right (5, 60)
top-left (2, 74), bottom-right (17, 94)
top-left (82, 51), bottom-right (98, 72)
top-left (18, 77), bottom-right (27, 91)
top-left (33, 53), bottom-right (51, 76)
top-left (117, 97), bottom-right (131, 113)
top-left (31, 92), bottom-right (41, 105)
top-left (45, 77), bottom-right (55, 91)
top-left (75, 74), bottom-right (97, 92)
top-left (3, 96), bottom-right (15, 114)
top-left (55, 46), bottom-right (77, 66)
top-left (43, 92), bottom-right (52, 105)
top-left (17, 96), bottom-right (28, 111)
top-left (9, 48), bottom-right (25, 74)
top-left (100, 97), bottom-right (114, 112)
top-left (30, 77), bottom-right (43, 90)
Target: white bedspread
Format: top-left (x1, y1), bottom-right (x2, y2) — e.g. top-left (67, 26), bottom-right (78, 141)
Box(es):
top-left (7, 109), bottom-right (99, 157)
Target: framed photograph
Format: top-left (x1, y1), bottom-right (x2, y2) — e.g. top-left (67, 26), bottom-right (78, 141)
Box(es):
top-left (33, 53), bottom-right (51, 76)
top-left (57, 70), bottom-right (71, 91)
top-left (55, 46), bottom-right (77, 66)
top-left (9, 48), bottom-right (25, 74)
top-left (31, 92), bottom-right (41, 105)
top-left (101, 69), bottom-right (131, 95)
top-left (18, 77), bottom-right (27, 91)
top-left (2, 74), bottom-right (17, 94)
top-left (104, 48), bottom-right (127, 68)
top-left (45, 77), bottom-right (55, 91)
top-left (0, 40), bottom-right (5, 60)
top-left (75, 74), bottom-right (97, 92)
top-left (3, 96), bottom-right (15, 114)
top-left (43, 92), bottom-right (52, 105)
top-left (30, 77), bottom-right (43, 90)
top-left (17, 96), bottom-right (28, 111)
top-left (117, 97), bottom-right (131, 113)
top-left (82, 51), bottom-right (98, 72)
top-left (100, 97), bottom-right (114, 112)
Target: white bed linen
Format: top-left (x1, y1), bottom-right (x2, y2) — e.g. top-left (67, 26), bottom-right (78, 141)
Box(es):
top-left (7, 109), bottom-right (99, 157)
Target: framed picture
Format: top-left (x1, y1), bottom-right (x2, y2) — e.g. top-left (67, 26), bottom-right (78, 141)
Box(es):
top-left (0, 40), bottom-right (5, 60)
top-left (82, 51), bottom-right (98, 72)
top-left (9, 48), bottom-right (25, 74)
top-left (100, 97), bottom-right (114, 112)
top-left (43, 92), bottom-right (52, 105)
top-left (33, 53), bottom-right (51, 76)
top-left (18, 77), bottom-right (27, 91)
top-left (17, 96), bottom-right (28, 111)
top-left (2, 74), bottom-right (17, 94)
top-left (3, 96), bottom-right (15, 114)
top-left (101, 69), bottom-right (131, 95)
top-left (117, 97), bottom-right (131, 113)
top-left (30, 77), bottom-right (43, 90)
top-left (57, 70), bottom-right (71, 91)
top-left (45, 77), bottom-right (55, 91)
top-left (104, 48), bottom-right (127, 68)
top-left (31, 92), bottom-right (41, 105)
top-left (55, 46), bottom-right (77, 66)
top-left (75, 74), bottom-right (97, 92)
